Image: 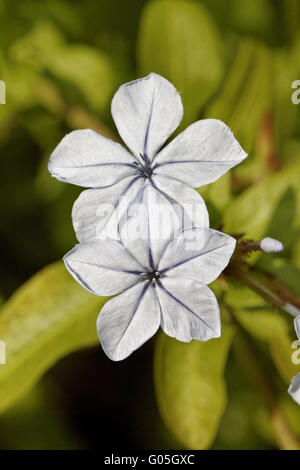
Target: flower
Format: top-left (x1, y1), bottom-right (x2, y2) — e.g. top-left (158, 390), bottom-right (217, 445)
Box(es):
top-left (288, 316), bottom-right (300, 405)
top-left (48, 73), bottom-right (247, 242)
top-left (259, 237), bottom-right (284, 253)
top-left (63, 185), bottom-right (236, 361)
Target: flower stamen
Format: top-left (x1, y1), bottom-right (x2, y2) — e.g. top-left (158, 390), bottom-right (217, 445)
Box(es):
top-left (131, 153), bottom-right (153, 179)
top-left (139, 268), bottom-right (161, 283)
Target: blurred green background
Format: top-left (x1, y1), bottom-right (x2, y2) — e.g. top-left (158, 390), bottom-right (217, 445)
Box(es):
top-left (0, 0), bottom-right (300, 450)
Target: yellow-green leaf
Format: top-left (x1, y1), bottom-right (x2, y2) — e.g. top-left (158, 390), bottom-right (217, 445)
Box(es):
top-left (154, 324), bottom-right (235, 449)
top-left (197, 172), bottom-right (231, 212)
top-left (225, 285), bottom-right (288, 342)
top-left (10, 20), bottom-right (114, 112)
top-left (206, 38), bottom-right (273, 155)
top-left (137, 0), bottom-right (223, 126)
top-left (0, 261), bottom-right (108, 414)
top-left (269, 330), bottom-right (300, 385)
top-left (224, 162), bottom-right (300, 241)
top-left (225, 285), bottom-right (300, 384)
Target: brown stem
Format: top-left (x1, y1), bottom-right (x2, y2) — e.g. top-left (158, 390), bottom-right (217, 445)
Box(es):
top-left (256, 111), bottom-right (281, 175)
top-left (255, 267), bottom-right (300, 310)
top-left (225, 261), bottom-right (300, 316)
top-left (235, 240), bottom-right (262, 255)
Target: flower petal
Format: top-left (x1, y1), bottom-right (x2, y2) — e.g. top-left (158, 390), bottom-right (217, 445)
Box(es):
top-left (158, 228), bottom-right (236, 285)
top-left (119, 183), bottom-right (184, 269)
top-left (151, 174), bottom-right (209, 230)
top-left (63, 239), bottom-right (143, 296)
top-left (287, 316), bottom-right (300, 406)
top-left (111, 73), bottom-right (183, 161)
top-left (156, 277), bottom-right (220, 342)
top-left (97, 282), bottom-right (160, 361)
top-left (295, 316), bottom-right (300, 340)
top-left (153, 119), bottom-right (247, 187)
top-left (48, 129), bottom-right (137, 188)
top-left (72, 176), bottom-right (144, 242)
top-left (288, 373), bottom-right (300, 405)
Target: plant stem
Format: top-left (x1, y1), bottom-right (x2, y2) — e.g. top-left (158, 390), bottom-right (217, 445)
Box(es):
top-left (256, 267), bottom-right (300, 311)
top-left (226, 261), bottom-right (300, 317)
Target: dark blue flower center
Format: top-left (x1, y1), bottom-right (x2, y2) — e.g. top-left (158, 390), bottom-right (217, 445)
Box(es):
top-left (132, 153), bottom-right (153, 179)
top-left (140, 267), bottom-right (161, 283)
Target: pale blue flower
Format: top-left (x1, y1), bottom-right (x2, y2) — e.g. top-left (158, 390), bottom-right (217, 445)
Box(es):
top-left (48, 73), bottom-right (247, 241)
top-left (64, 185), bottom-right (236, 361)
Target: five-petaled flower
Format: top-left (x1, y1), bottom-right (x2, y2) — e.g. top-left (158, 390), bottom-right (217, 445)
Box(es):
top-left (63, 186), bottom-right (236, 361)
top-left (289, 316), bottom-right (300, 405)
top-left (48, 73), bottom-right (247, 242)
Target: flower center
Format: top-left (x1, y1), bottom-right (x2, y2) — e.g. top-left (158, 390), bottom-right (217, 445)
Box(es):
top-left (132, 153), bottom-right (153, 179)
top-left (139, 267), bottom-right (161, 283)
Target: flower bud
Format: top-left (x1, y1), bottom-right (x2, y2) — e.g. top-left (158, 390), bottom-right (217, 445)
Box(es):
top-left (259, 237), bottom-right (284, 253)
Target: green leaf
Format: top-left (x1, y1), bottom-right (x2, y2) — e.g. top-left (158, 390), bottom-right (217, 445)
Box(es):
top-left (197, 172), bottom-right (231, 213)
top-left (292, 236), bottom-right (300, 269)
top-left (225, 284), bottom-right (267, 310)
top-left (9, 20), bottom-right (64, 71)
top-left (269, 328), bottom-right (300, 385)
top-left (154, 324), bottom-right (235, 449)
top-left (225, 285), bottom-right (300, 384)
top-left (260, 187), bottom-right (296, 251)
top-left (206, 38), bottom-right (273, 154)
top-left (257, 257), bottom-right (300, 298)
top-left (201, 0), bottom-right (273, 38)
top-left (227, 0), bottom-right (273, 37)
top-left (137, 0), bottom-right (223, 125)
top-left (224, 162), bottom-right (300, 242)
top-left (225, 285), bottom-right (288, 341)
top-left (0, 261), bottom-right (107, 414)
top-left (254, 392), bottom-right (300, 446)
top-left (213, 349), bottom-right (269, 449)
top-left (282, 0), bottom-right (300, 42)
top-left (236, 309), bottom-right (288, 344)
top-left (274, 34), bottom-right (300, 160)
top-left (48, 44), bottom-right (114, 112)
top-left (197, 172), bottom-right (231, 230)
top-left (0, 54), bottom-right (39, 109)
top-left (10, 20), bottom-right (114, 112)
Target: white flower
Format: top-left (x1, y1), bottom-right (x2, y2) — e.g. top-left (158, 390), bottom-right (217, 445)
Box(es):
top-left (63, 185), bottom-right (236, 361)
top-left (260, 237), bottom-right (284, 253)
top-left (48, 73), bottom-right (247, 242)
top-left (288, 316), bottom-right (300, 405)
top-left (295, 316), bottom-right (300, 338)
